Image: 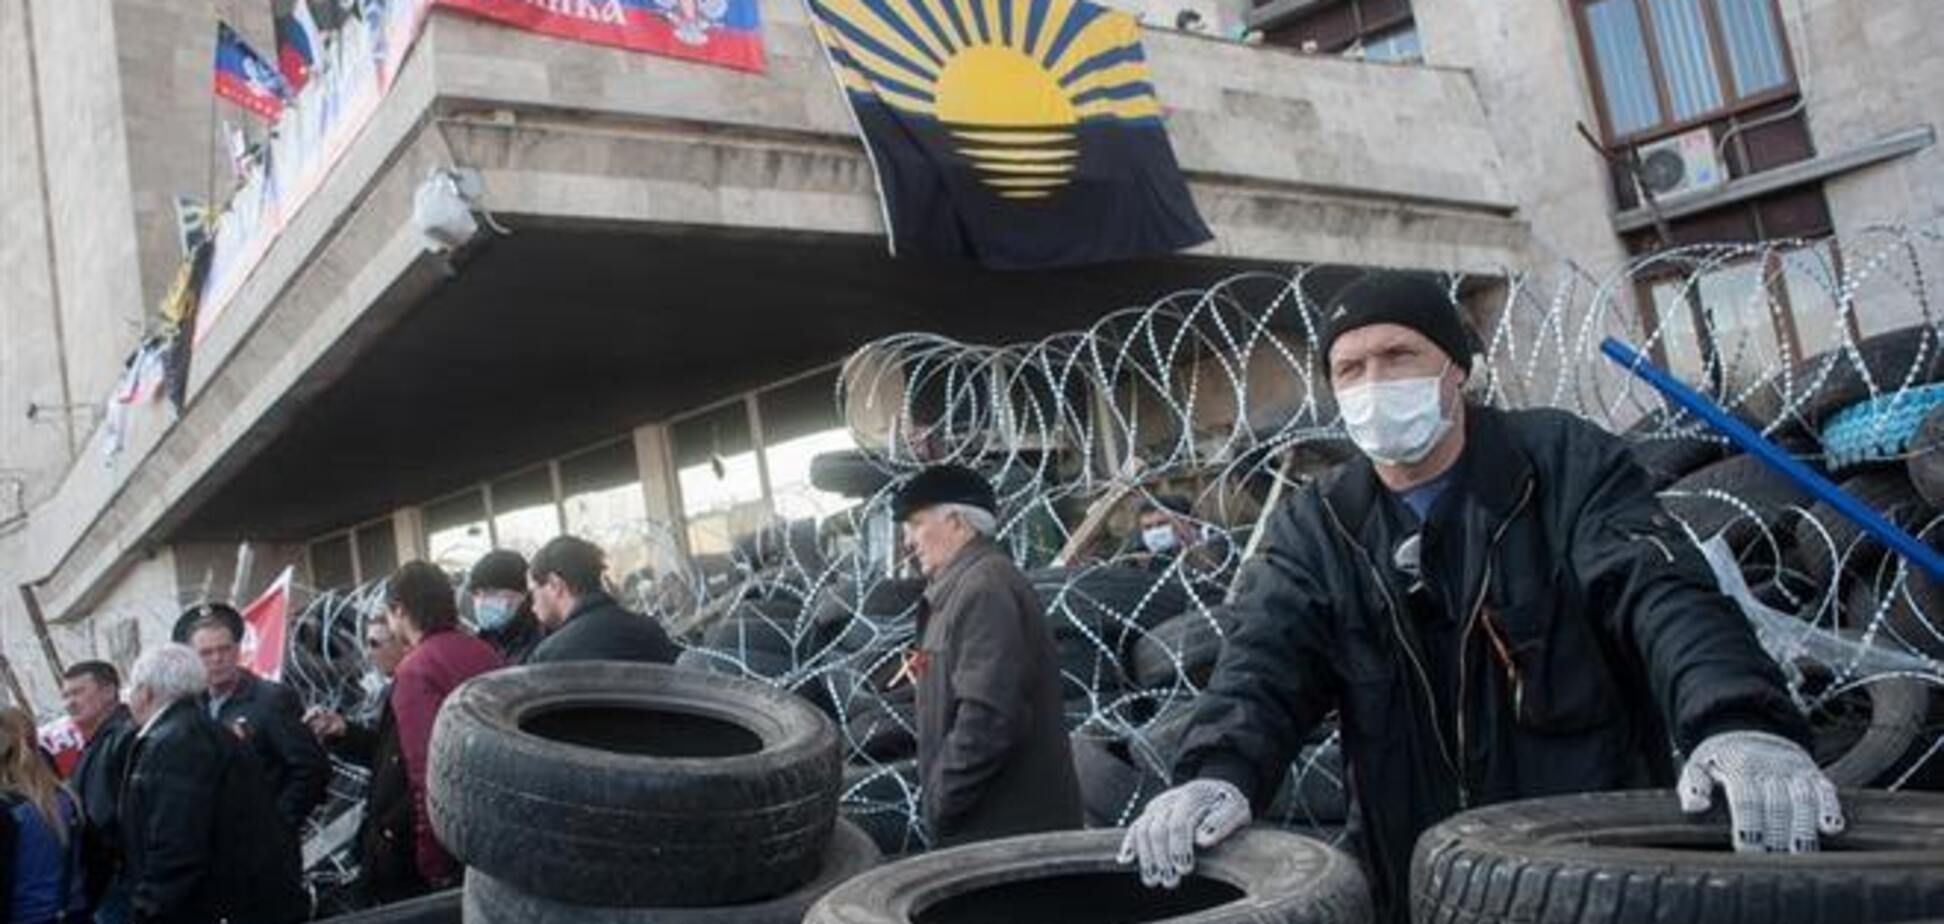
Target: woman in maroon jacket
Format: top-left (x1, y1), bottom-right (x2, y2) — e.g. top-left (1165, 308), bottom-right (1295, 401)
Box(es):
top-left (384, 561), bottom-right (503, 888)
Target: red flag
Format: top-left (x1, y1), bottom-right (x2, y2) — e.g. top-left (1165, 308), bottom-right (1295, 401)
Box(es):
top-left (240, 566), bottom-right (294, 680)
top-left (37, 716), bottom-right (87, 778)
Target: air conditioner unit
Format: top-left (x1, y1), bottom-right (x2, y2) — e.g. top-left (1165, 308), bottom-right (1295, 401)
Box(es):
top-left (1635, 127), bottom-right (1727, 202)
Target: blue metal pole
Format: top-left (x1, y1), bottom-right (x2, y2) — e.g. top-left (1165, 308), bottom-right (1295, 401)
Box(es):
top-left (1601, 337), bottom-right (1944, 581)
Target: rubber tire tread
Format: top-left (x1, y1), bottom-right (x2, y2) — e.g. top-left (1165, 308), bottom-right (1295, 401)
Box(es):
top-left (462, 820), bottom-right (880, 924)
top-left (840, 760), bottom-right (924, 856)
top-left (1130, 609), bottom-right (1231, 689)
top-left (1782, 324), bottom-right (1944, 426)
top-left (810, 450), bottom-right (896, 498)
top-left (1410, 789), bottom-right (1944, 924)
top-left (1791, 469), bottom-right (1934, 588)
top-left (1911, 406), bottom-right (1944, 508)
top-left (805, 827), bottom-right (1372, 924)
top-left (313, 889), bottom-right (459, 923)
top-left (1662, 453), bottom-right (1816, 550)
top-left (428, 663), bottom-right (841, 908)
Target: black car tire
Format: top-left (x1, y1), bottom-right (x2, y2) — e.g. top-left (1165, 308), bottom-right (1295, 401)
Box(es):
top-left (1130, 610), bottom-right (1230, 689)
top-left (805, 827), bottom-right (1372, 924)
top-left (313, 889), bottom-right (460, 923)
top-left (1910, 406), bottom-right (1944, 508)
top-left (1662, 453), bottom-right (1815, 550)
top-left (841, 760), bottom-right (926, 856)
top-left (428, 663), bottom-right (841, 908)
top-left (1781, 325), bottom-right (1944, 426)
top-left (1411, 789), bottom-right (1944, 924)
top-left (463, 820), bottom-right (880, 924)
top-left (1792, 470), bottom-right (1935, 588)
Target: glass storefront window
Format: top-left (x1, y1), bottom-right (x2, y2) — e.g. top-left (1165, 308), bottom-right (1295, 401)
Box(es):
top-left (673, 402), bottom-right (768, 561)
top-left (355, 519), bottom-right (397, 580)
top-left (309, 534), bottom-right (355, 591)
top-left (426, 489), bottom-right (491, 572)
top-left (561, 438), bottom-right (652, 589)
top-left (491, 465), bottom-right (561, 559)
top-left (758, 371), bottom-right (858, 522)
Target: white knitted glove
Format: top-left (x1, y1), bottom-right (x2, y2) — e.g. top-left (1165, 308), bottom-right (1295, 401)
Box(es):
top-left (1116, 778), bottom-right (1252, 887)
top-left (1678, 730), bottom-right (1844, 852)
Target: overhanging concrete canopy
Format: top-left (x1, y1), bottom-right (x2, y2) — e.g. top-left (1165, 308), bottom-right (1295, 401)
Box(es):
top-left (4, 5), bottom-right (1531, 622)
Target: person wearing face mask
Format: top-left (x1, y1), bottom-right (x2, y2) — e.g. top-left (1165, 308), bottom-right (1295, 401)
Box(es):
top-left (304, 618), bottom-right (424, 904)
top-left (466, 550), bottom-right (544, 665)
top-left (1119, 272), bottom-right (1830, 923)
top-left (1133, 495), bottom-right (1228, 603)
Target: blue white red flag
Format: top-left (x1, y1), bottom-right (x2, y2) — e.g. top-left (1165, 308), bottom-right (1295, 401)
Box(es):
top-left (215, 22), bottom-right (290, 121)
top-left (275, 0), bottom-right (323, 92)
top-left (436, 0), bottom-right (764, 72)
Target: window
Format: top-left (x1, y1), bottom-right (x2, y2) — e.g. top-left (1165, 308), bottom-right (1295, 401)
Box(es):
top-left (1641, 239), bottom-right (1850, 390)
top-left (560, 439), bottom-right (652, 587)
top-left (490, 466), bottom-right (561, 558)
top-left (1359, 24), bottom-right (1421, 63)
top-left (672, 401), bottom-right (768, 559)
top-left (306, 515), bottom-right (397, 590)
top-left (426, 489), bottom-right (491, 572)
top-left (1260, 0), bottom-right (1414, 58)
top-left (758, 371), bottom-right (859, 522)
top-left (354, 521), bottom-right (398, 579)
top-left (309, 534), bottom-right (356, 590)
top-left (1577, 0), bottom-right (1792, 142)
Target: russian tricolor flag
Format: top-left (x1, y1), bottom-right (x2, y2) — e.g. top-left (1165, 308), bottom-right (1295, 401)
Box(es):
top-left (275, 0), bottom-right (323, 93)
top-left (215, 23), bottom-right (288, 122)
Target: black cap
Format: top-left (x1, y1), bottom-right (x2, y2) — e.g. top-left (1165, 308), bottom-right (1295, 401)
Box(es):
top-left (891, 464), bottom-right (996, 521)
top-left (1319, 272), bottom-right (1478, 373)
top-left (172, 602), bottom-right (245, 644)
top-left (468, 549), bottom-right (530, 594)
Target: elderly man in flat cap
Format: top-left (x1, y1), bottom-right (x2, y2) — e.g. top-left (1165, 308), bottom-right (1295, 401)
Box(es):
top-left (895, 464), bottom-right (1082, 847)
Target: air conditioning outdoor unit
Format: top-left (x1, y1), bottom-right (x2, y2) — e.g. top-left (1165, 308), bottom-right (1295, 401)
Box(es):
top-left (1635, 127), bottom-right (1727, 203)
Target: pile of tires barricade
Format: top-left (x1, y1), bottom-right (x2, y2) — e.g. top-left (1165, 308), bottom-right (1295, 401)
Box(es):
top-left (1630, 323), bottom-right (1944, 791)
top-left (424, 662), bottom-right (879, 922)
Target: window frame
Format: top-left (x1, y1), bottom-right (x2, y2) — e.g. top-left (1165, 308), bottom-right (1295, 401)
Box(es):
top-left (1631, 237), bottom-right (1859, 384)
top-left (1572, 0), bottom-right (1799, 146)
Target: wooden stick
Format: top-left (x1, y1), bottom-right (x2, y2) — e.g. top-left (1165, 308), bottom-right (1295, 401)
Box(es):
top-left (16, 584), bottom-right (65, 687)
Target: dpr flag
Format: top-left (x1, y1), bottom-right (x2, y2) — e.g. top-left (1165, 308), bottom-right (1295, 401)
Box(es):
top-left (215, 22), bottom-right (290, 121)
top-left (275, 0), bottom-right (324, 92)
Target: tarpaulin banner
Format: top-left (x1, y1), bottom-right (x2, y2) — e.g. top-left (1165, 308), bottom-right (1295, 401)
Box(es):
top-left (240, 566), bottom-right (295, 681)
top-left (436, 0), bottom-right (764, 72)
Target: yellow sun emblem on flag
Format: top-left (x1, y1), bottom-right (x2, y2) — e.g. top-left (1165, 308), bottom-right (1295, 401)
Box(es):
top-left (812, 0), bottom-right (1161, 199)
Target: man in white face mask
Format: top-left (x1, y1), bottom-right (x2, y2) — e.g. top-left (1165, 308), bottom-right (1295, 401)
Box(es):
top-left (1121, 272), bottom-right (1835, 924)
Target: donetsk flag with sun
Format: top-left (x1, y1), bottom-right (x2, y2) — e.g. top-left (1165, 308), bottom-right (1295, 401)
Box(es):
top-left (809, 0), bottom-right (1212, 269)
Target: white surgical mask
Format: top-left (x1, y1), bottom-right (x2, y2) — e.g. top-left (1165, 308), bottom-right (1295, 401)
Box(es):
top-left (1337, 366), bottom-right (1452, 466)
top-left (1141, 525), bottom-right (1179, 555)
top-left (359, 670), bottom-right (386, 699)
top-left (473, 595), bottom-right (519, 632)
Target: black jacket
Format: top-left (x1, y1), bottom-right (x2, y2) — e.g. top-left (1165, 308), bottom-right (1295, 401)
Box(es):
top-left (1175, 407), bottom-right (1806, 923)
top-left (329, 696), bottom-right (424, 904)
top-left (527, 592), bottom-right (678, 665)
top-left (480, 609), bottom-right (544, 666)
top-left (72, 704), bottom-right (136, 901)
top-left (915, 539), bottom-right (1083, 846)
top-left (200, 670), bottom-right (330, 834)
top-left (118, 699), bottom-right (307, 924)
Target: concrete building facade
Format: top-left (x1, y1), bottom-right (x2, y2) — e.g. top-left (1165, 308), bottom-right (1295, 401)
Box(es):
top-left (1, 0), bottom-right (1936, 711)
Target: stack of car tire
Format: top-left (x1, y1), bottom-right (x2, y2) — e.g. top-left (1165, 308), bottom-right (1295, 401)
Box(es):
top-left (1628, 323), bottom-right (1943, 791)
top-left (425, 663), bottom-right (879, 922)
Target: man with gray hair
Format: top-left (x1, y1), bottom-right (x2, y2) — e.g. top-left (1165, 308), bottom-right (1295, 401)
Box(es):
top-left (119, 644), bottom-right (306, 924)
top-left (894, 464), bottom-right (1081, 846)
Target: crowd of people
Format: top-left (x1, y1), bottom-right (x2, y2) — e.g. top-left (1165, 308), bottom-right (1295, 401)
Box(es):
top-left (3, 275), bottom-right (1856, 924)
top-left (2, 535), bottom-right (680, 923)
